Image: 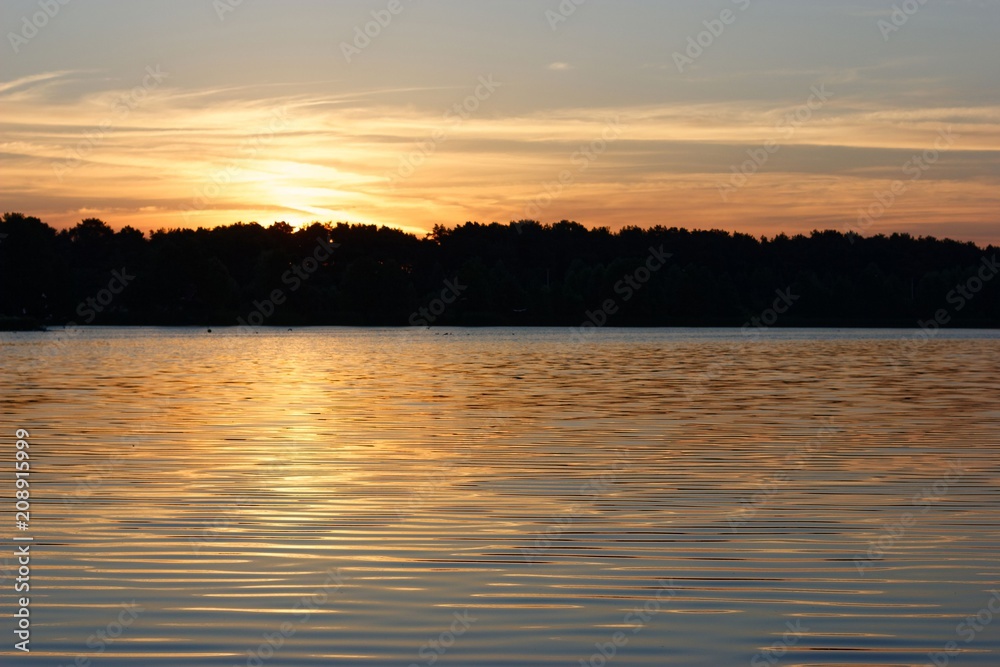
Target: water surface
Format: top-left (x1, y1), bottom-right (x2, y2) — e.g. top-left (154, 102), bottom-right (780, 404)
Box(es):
top-left (2, 327), bottom-right (999, 666)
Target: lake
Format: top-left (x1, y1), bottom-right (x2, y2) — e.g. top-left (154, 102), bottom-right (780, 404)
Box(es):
top-left (2, 327), bottom-right (999, 666)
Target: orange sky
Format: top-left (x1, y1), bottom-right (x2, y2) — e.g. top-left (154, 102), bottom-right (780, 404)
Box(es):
top-left (1, 1), bottom-right (998, 244)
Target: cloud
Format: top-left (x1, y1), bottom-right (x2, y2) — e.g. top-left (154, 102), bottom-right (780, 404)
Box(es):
top-left (0, 70), bottom-right (77, 95)
top-left (1, 64), bottom-right (997, 243)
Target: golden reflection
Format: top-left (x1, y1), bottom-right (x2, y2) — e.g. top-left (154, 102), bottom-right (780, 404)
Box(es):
top-left (5, 329), bottom-right (998, 664)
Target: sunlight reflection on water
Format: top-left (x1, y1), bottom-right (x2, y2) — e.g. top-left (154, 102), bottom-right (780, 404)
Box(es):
top-left (2, 327), bottom-right (999, 666)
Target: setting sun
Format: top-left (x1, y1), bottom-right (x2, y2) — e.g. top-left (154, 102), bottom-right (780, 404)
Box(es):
top-left (2, 2), bottom-right (998, 242)
top-left (2, 2), bottom-right (1000, 666)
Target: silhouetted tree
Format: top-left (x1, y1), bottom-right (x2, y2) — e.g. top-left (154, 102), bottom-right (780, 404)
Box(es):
top-left (0, 213), bottom-right (997, 327)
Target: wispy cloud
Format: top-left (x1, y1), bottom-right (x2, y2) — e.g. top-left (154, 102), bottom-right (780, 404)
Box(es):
top-left (1, 0), bottom-right (997, 242)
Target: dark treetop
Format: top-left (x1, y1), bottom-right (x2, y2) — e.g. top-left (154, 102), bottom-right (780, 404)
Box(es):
top-left (1, 213), bottom-right (998, 328)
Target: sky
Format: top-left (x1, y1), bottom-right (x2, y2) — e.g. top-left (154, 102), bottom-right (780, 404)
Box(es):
top-left (1, 0), bottom-right (998, 243)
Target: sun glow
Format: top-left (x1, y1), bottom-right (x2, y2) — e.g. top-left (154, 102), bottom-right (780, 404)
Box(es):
top-left (2, 65), bottom-right (999, 243)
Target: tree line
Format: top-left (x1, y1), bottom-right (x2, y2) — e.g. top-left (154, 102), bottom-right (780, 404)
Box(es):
top-left (1, 212), bottom-right (997, 328)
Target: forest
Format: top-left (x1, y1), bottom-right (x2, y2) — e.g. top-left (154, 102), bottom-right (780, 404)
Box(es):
top-left (1, 212), bottom-right (998, 329)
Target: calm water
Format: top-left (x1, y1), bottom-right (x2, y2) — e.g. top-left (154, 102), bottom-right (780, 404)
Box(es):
top-left (2, 327), bottom-right (999, 666)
